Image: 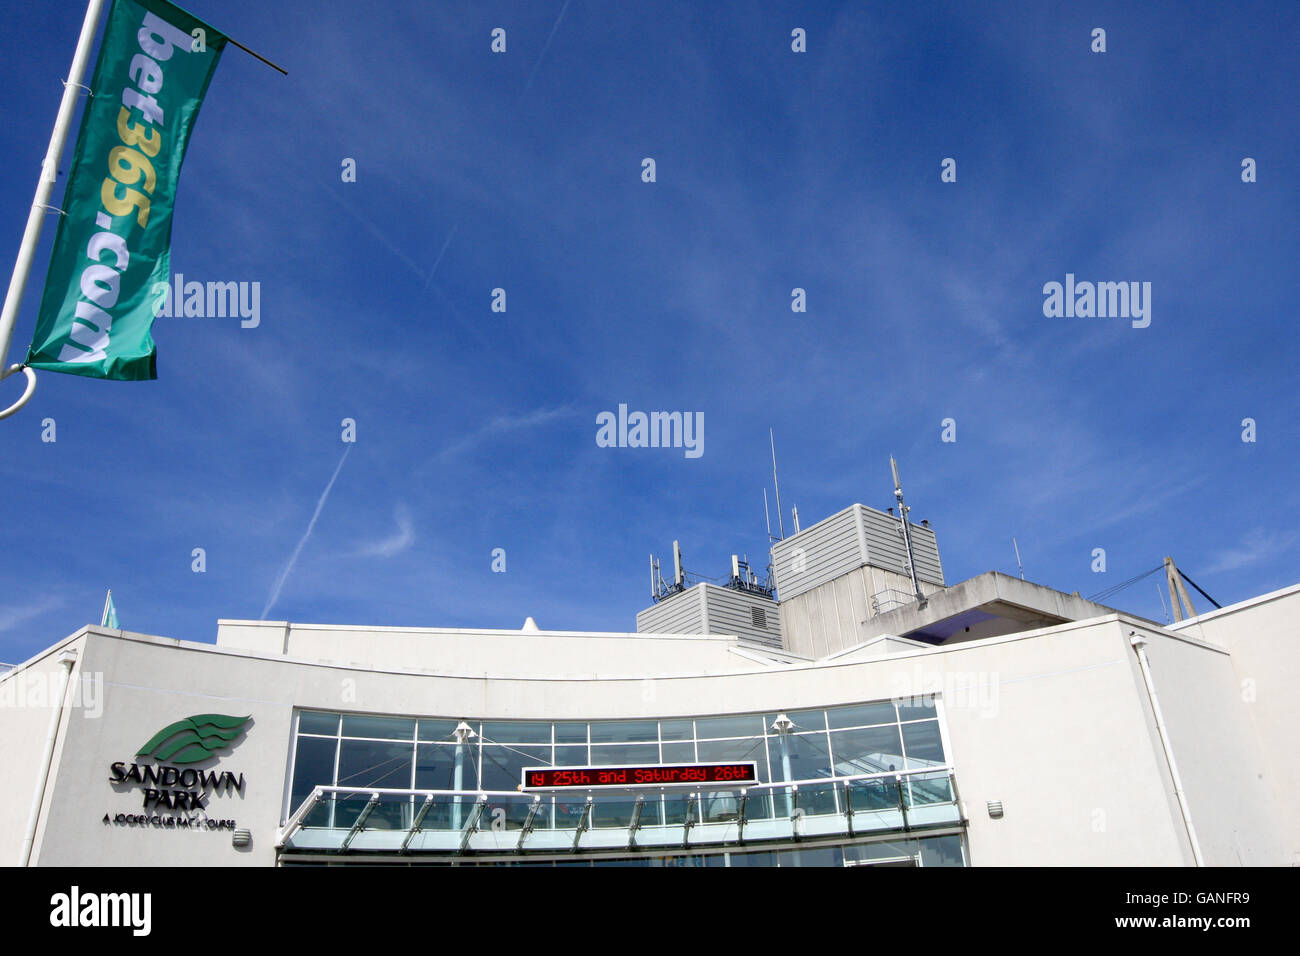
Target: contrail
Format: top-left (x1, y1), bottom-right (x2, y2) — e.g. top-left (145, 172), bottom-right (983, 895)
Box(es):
top-left (261, 444), bottom-right (352, 620)
top-left (421, 223), bottom-right (458, 293)
top-left (521, 0), bottom-right (572, 99)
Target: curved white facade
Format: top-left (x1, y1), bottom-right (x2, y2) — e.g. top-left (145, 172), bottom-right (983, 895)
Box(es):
top-left (3, 583), bottom-right (1296, 866)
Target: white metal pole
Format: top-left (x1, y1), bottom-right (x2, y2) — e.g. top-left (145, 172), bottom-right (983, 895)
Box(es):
top-left (770, 429), bottom-right (784, 540)
top-left (0, 0), bottom-right (107, 416)
top-left (20, 650), bottom-right (77, 865)
top-left (452, 741), bottom-right (464, 829)
top-left (1129, 631), bottom-right (1204, 866)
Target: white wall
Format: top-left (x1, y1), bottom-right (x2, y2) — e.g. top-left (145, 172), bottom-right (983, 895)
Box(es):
top-left (928, 619), bottom-right (1192, 866)
top-left (0, 635), bottom-right (87, 866)
top-left (779, 566), bottom-right (942, 658)
top-left (218, 620), bottom-right (749, 677)
top-left (19, 615), bottom-right (1236, 866)
top-left (1171, 583), bottom-right (1300, 865)
top-left (1135, 623), bottom-right (1287, 865)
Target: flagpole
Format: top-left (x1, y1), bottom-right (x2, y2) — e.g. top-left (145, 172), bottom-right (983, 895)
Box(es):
top-left (102, 589), bottom-right (112, 627)
top-left (0, 0), bottom-right (108, 421)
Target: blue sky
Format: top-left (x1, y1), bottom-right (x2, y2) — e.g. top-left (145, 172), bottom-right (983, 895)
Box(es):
top-left (1, 0), bottom-right (1296, 663)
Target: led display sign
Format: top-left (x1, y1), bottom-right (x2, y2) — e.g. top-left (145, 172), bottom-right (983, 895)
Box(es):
top-left (522, 762), bottom-right (759, 790)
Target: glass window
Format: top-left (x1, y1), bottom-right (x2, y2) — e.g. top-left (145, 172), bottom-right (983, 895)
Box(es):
top-left (341, 714), bottom-right (415, 740)
top-left (842, 840), bottom-right (919, 866)
top-left (635, 794), bottom-right (663, 827)
top-left (333, 791), bottom-right (404, 831)
top-left (697, 736), bottom-right (768, 777)
top-left (918, 834), bottom-right (965, 867)
top-left (777, 846), bottom-right (843, 867)
top-left (660, 741), bottom-right (695, 763)
top-left (907, 773), bottom-right (954, 806)
top-left (595, 857), bottom-right (652, 867)
top-left (334, 739), bottom-right (414, 830)
top-left (290, 735), bottom-right (337, 818)
top-left (481, 745), bottom-right (551, 792)
top-left (701, 788), bottom-right (744, 824)
top-left (554, 722), bottom-right (588, 744)
top-left (553, 745), bottom-right (587, 767)
top-left (796, 780), bottom-right (840, 816)
top-left (417, 719), bottom-right (460, 741)
top-left (897, 697), bottom-right (937, 720)
top-left (847, 777), bottom-right (901, 812)
top-left (591, 797), bottom-right (642, 829)
top-left (415, 743), bottom-right (471, 791)
top-left (286, 700), bottom-right (955, 844)
top-left (659, 719), bottom-right (694, 741)
top-left (482, 793), bottom-right (545, 831)
top-left (648, 853), bottom-right (706, 868)
top-left (769, 731), bottom-right (833, 781)
top-left (336, 738), bottom-right (414, 789)
top-left (554, 794), bottom-right (588, 828)
top-left (589, 720), bottom-right (658, 743)
top-left (481, 721), bottom-right (551, 744)
top-left (771, 709), bottom-right (827, 733)
top-left (902, 720), bottom-right (945, 769)
top-left (826, 701), bottom-right (897, 729)
top-left (662, 792), bottom-right (697, 826)
top-left (298, 711), bottom-right (339, 736)
top-left (590, 743), bottom-right (659, 765)
top-left (830, 725), bottom-right (906, 776)
top-left (694, 714), bottom-right (765, 739)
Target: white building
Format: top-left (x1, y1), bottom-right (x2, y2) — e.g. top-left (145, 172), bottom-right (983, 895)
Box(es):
top-left (3, 502), bottom-right (1295, 867)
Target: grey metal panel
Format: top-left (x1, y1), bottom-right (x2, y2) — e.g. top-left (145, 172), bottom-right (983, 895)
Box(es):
top-left (778, 597), bottom-right (812, 659)
top-left (770, 506), bottom-right (865, 600)
top-left (858, 506), bottom-right (945, 586)
top-left (771, 503), bottom-right (945, 601)
top-left (699, 585), bottom-right (782, 648)
top-left (635, 586), bottom-right (703, 634)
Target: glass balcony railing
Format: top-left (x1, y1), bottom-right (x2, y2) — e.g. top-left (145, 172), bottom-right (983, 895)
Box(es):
top-left (277, 766), bottom-right (964, 857)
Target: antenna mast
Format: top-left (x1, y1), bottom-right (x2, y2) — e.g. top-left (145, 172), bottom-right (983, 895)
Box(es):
top-left (891, 456), bottom-right (925, 605)
top-left (1012, 537), bottom-right (1025, 580)
top-left (770, 428), bottom-right (785, 540)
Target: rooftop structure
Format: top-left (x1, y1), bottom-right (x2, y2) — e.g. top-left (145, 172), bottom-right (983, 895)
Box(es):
top-left (3, 492), bottom-right (1296, 867)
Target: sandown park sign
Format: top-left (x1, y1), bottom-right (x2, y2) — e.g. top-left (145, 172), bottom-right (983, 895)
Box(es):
top-left (106, 714), bottom-right (251, 826)
top-left (135, 713), bottom-right (251, 764)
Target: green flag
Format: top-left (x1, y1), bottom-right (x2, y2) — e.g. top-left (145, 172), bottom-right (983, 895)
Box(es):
top-left (102, 589), bottom-right (120, 628)
top-left (25, 0), bottom-right (226, 380)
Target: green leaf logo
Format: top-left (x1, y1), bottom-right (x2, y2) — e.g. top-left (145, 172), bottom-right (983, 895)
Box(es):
top-left (136, 714), bottom-right (252, 765)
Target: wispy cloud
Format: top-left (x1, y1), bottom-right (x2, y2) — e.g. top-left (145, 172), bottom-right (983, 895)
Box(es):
top-left (0, 597), bottom-right (63, 635)
top-left (1202, 529), bottom-right (1299, 576)
top-left (437, 406), bottom-right (576, 463)
top-left (357, 502), bottom-right (416, 558)
top-left (421, 224), bottom-right (459, 292)
top-left (261, 445), bottom-right (353, 619)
